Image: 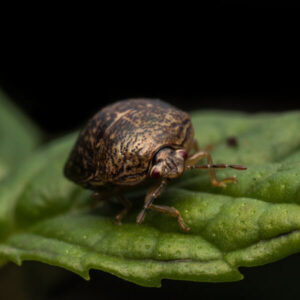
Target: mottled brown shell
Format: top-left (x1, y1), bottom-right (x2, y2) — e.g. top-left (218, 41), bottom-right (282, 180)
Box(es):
top-left (64, 98), bottom-right (194, 188)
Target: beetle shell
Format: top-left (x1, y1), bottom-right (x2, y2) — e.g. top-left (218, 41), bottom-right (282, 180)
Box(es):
top-left (64, 99), bottom-right (194, 188)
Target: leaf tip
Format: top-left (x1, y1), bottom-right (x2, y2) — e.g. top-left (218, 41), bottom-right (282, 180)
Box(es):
top-left (79, 270), bottom-right (91, 281)
top-left (11, 255), bottom-right (22, 266)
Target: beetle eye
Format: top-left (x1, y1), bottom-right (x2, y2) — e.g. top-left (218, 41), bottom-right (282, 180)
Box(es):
top-left (150, 167), bottom-right (161, 178)
top-left (178, 150), bottom-right (187, 159)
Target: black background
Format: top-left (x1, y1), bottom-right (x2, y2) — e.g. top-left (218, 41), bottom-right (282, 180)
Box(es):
top-left (1, 50), bottom-right (300, 299)
top-left (1, 77), bottom-right (300, 137)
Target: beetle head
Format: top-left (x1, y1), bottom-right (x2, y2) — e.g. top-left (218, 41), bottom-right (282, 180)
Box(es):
top-left (150, 148), bottom-right (187, 179)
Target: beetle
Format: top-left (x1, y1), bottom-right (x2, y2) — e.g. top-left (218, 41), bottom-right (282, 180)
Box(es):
top-left (64, 99), bottom-right (246, 231)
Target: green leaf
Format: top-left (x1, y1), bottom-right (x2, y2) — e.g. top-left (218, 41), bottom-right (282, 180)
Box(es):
top-left (1, 110), bottom-right (300, 287)
top-left (0, 90), bottom-right (41, 182)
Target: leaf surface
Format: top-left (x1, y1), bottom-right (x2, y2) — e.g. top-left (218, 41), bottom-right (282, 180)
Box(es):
top-left (1, 110), bottom-right (300, 286)
top-left (0, 90), bottom-right (41, 182)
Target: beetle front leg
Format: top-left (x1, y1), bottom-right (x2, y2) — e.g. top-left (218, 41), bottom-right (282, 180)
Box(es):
top-left (136, 179), bottom-right (190, 232)
top-left (185, 151), bottom-right (246, 187)
top-left (148, 204), bottom-right (190, 232)
top-left (136, 179), bottom-right (167, 225)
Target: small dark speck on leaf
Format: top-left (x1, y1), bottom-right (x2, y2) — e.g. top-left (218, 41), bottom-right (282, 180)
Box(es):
top-left (226, 136), bottom-right (238, 147)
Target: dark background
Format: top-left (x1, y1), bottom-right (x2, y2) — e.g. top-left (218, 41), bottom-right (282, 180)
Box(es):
top-left (1, 77), bottom-right (300, 137)
top-left (1, 67), bottom-right (300, 299)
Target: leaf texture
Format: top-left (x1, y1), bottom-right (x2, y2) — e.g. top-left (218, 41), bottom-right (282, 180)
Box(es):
top-left (1, 110), bottom-right (300, 286)
top-left (0, 90), bottom-right (41, 182)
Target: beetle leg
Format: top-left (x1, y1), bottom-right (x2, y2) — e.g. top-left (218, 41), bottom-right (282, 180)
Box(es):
top-left (115, 195), bottom-right (132, 225)
top-left (148, 204), bottom-right (190, 232)
top-left (91, 190), bottom-right (132, 224)
top-left (190, 140), bottom-right (199, 153)
top-left (136, 179), bottom-right (167, 225)
top-left (202, 144), bottom-right (214, 152)
top-left (185, 151), bottom-right (246, 187)
top-left (189, 140), bottom-right (214, 154)
top-left (136, 179), bottom-right (189, 232)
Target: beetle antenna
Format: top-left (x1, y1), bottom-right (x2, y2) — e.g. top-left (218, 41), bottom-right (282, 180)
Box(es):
top-left (188, 164), bottom-right (247, 170)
